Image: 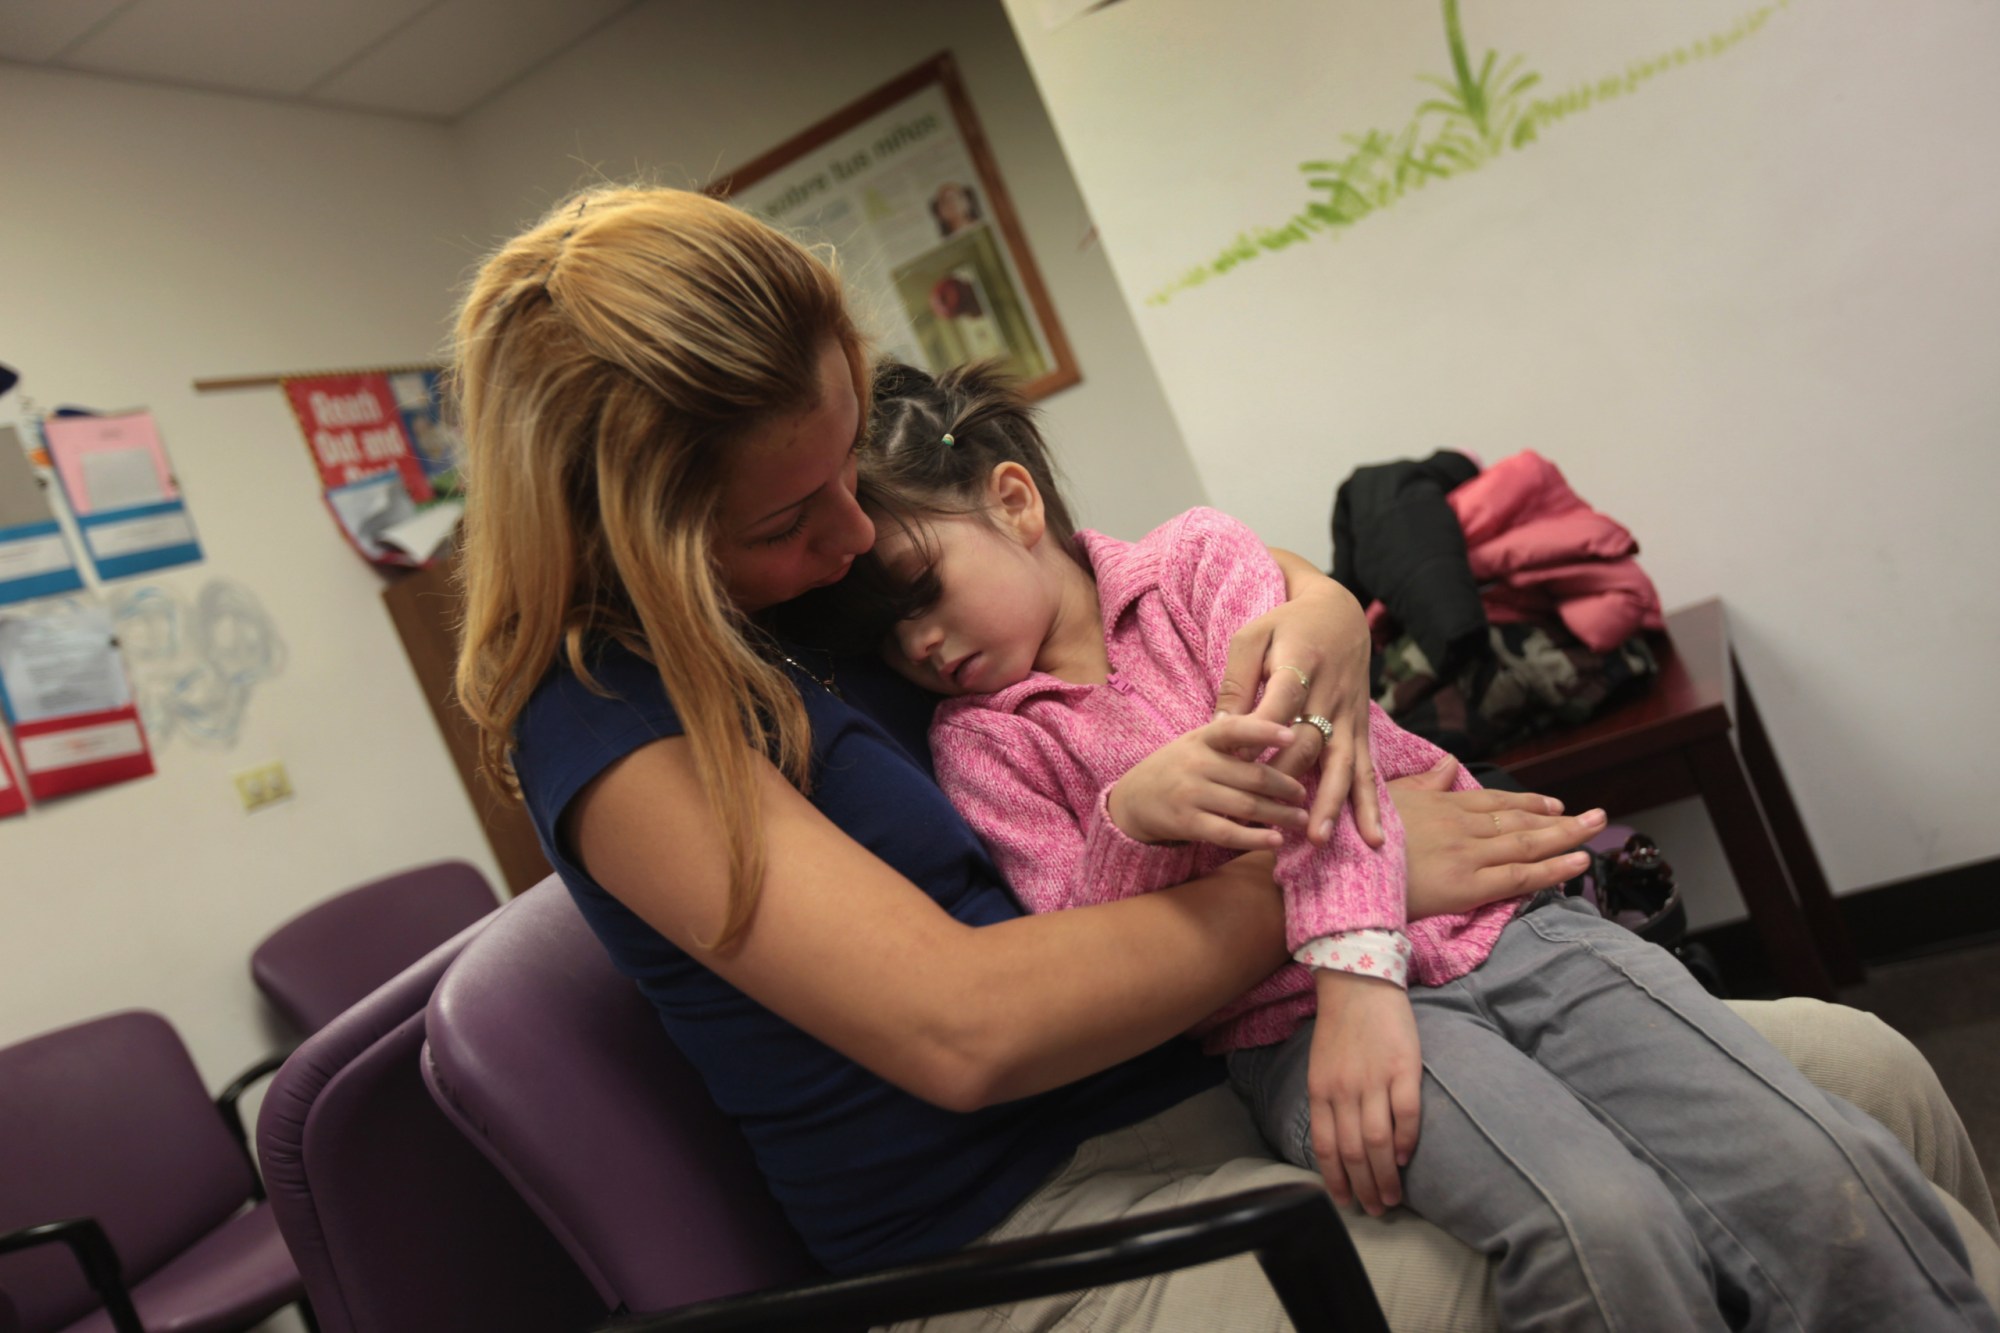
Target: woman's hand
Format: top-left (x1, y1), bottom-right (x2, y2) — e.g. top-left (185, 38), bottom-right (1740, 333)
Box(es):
top-left (1308, 970), bottom-right (1422, 1216)
top-left (1389, 758), bottom-right (1605, 918)
top-left (1106, 717), bottom-right (1306, 850)
top-left (1218, 550), bottom-right (1380, 849)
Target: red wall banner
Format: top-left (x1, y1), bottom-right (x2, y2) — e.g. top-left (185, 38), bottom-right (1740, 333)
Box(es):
top-left (283, 374), bottom-right (433, 502)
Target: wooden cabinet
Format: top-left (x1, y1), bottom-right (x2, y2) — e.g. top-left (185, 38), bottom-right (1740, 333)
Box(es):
top-left (382, 553), bottom-right (550, 895)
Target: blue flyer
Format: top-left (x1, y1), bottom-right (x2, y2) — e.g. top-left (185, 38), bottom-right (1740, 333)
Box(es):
top-left (0, 425), bottom-right (86, 606)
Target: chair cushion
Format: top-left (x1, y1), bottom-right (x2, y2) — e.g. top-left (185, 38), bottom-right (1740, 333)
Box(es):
top-left (56, 1206), bottom-right (299, 1333)
top-left (252, 861), bottom-right (498, 1035)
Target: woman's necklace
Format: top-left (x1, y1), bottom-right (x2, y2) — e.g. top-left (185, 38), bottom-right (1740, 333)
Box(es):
top-left (775, 647), bottom-right (842, 699)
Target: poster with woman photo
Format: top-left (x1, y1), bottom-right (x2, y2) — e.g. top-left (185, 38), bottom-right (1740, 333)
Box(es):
top-left (718, 54), bottom-right (1078, 400)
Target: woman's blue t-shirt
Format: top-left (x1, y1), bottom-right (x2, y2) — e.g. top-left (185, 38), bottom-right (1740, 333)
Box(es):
top-left (512, 642), bottom-right (1219, 1274)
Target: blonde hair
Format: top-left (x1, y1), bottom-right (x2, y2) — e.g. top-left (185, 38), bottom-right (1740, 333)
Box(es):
top-left (451, 185), bottom-right (866, 951)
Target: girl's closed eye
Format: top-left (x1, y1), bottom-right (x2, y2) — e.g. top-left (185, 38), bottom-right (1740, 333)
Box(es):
top-left (895, 564), bottom-right (944, 622)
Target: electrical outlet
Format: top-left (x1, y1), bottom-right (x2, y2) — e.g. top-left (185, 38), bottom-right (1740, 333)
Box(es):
top-left (234, 761), bottom-right (294, 812)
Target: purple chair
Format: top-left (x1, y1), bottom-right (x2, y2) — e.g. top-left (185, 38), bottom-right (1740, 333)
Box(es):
top-left (0, 1012), bottom-right (304, 1333)
top-left (255, 918), bottom-right (600, 1333)
top-left (423, 879), bottom-right (1389, 1332)
top-left (251, 860), bottom-right (499, 1038)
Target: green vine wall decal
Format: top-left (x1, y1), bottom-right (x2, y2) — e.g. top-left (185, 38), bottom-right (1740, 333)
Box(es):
top-left (1148, 0), bottom-right (1794, 305)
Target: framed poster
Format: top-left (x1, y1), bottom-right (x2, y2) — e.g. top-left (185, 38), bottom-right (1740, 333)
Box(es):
top-left (714, 52), bottom-right (1080, 401)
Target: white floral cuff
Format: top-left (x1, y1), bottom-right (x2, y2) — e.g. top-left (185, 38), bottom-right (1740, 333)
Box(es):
top-left (1294, 929), bottom-right (1411, 989)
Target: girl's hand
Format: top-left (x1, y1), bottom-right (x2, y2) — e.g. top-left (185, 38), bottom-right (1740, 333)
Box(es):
top-left (1217, 552), bottom-right (1380, 850)
top-left (1106, 717), bottom-right (1306, 851)
top-left (1389, 758), bottom-right (1606, 918)
top-left (1308, 970), bottom-right (1422, 1216)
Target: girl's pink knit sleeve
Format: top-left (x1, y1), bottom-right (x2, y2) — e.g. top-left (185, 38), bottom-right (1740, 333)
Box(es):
top-left (1156, 507), bottom-right (1291, 681)
top-left (1273, 704), bottom-right (1411, 950)
top-left (1278, 710), bottom-right (1482, 953)
top-left (930, 712), bottom-right (1197, 916)
top-left (1152, 509), bottom-right (1403, 947)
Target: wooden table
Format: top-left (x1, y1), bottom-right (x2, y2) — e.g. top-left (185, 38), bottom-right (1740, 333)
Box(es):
top-left (1492, 599), bottom-right (1862, 999)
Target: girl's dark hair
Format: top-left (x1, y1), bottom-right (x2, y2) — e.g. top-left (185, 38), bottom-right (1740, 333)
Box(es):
top-left (864, 360), bottom-right (1077, 544)
top-left (775, 360), bottom-right (1079, 654)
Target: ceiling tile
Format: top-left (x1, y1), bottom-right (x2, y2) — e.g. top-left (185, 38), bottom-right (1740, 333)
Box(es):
top-left (311, 0), bottom-right (634, 119)
top-left (0, 0), bottom-right (132, 62)
top-left (61, 0), bottom-right (440, 97)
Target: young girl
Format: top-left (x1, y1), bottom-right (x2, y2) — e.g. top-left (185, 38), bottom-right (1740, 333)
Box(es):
top-left (829, 360), bottom-right (1996, 1332)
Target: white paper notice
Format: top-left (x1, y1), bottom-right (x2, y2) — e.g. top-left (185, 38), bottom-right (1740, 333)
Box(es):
top-left (19, 718), bottom-right (145, 773)
top-left (80, 447), bottom-right (170, 510)
top-left (377, 499), bottom-right (463, 564)
top-left (326, 471), bottom-right (417, 562)
top-left (0, 608), bottom-right (132, 724)
top-left (83, 510), bottom-right (198, 561)
top-left (0, 533), bottom-right (73, 581)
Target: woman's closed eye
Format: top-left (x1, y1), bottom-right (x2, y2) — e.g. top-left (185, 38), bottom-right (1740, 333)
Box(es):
top-left (753, 439), bottom-right (861, 548)
top-left (756, 510), bottom-right (810, 546)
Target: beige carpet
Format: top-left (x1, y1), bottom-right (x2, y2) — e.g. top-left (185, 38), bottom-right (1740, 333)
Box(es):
top-left (1843, 940), bottom-right (2000, 1205)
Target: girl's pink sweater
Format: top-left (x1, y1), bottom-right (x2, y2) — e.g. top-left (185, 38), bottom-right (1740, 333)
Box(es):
top-left (931, 508), bottom-right (1519, 1053)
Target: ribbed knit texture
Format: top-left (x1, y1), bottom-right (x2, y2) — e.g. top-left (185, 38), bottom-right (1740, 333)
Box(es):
top-left (933, 508), bottom-right (1518, 1053)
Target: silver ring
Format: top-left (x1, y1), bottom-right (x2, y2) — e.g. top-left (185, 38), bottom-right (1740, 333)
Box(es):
top-left (1293, 714), bottom-right (1335, 744)
top-left (1275, 664), bottom-right (1311, 691)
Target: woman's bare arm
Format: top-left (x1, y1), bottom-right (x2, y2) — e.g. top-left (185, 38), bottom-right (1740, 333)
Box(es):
top-left (570, 735), bottom-right (1288, 1113)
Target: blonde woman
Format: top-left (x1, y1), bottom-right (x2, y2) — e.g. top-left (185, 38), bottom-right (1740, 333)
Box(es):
top-left (452, 185), bottom-right (1999, 1331)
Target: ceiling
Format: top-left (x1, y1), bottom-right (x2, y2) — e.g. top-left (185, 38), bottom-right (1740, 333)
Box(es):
top-left (0, 0), bottom-right (645, 121)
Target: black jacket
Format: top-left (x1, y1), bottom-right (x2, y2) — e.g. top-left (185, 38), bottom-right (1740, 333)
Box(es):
top-left (1328, 450), bottom-right (1484, 679)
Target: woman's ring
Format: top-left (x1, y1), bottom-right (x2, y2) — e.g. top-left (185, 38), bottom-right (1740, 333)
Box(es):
top-left (1492, 813), bottom-right (1505, 833)
top-left (1276, 664), bottom-right (1311, 691)
top-left (1294, 714), bottom-right (1335, 744)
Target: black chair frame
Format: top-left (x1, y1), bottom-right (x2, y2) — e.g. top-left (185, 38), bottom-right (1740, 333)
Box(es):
top-left (603, 1182), bottom-right (1387, 1333)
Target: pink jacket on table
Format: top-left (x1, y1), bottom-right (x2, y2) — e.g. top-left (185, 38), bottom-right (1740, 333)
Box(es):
top-left (1448, 451), bottom-right (1664, 652)
top-left (930, 508), bottom-right (1518, 1054)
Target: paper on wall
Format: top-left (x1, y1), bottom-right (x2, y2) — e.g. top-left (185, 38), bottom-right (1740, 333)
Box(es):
top-left (324, 470), bottom-right (419, 564)
top-left (0, 603), bottom-right (154, 799)
top-left (79, 447), bottom-right (170, 510)
top-left (0, 425), bottom-right (86, 606)
top-left (377, 498), bottom-right (463, 565)
top-left (41, 412), bottom-right (203, 580)
top-left (0, 607), bottom-right (132, 725)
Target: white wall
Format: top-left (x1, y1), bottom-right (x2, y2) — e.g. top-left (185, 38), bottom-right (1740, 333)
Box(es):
top-left (0, 66), bottom-right (500, 1100)
top-left (451, 0), bottom-right (1204, 542)
top-left (1004, 0), bottom-right (2000, 925)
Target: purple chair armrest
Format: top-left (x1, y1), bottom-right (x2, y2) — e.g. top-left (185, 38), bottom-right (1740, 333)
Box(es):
top-left (422, 880), bottom-right (816, 1314)
top-left (259, 919), bottom-right (598, 1333)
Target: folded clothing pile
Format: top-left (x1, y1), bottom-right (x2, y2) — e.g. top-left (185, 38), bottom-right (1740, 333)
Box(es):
top-left (1330, 449), bottom-right (1662, 760)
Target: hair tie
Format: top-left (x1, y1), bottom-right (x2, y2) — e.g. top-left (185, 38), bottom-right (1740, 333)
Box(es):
top-left (941, 432), bottom-right (956, 447)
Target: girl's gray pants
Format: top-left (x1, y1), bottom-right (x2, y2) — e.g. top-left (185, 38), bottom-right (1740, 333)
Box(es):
top-left (1227, 895), bottom-right (1998, 1331)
